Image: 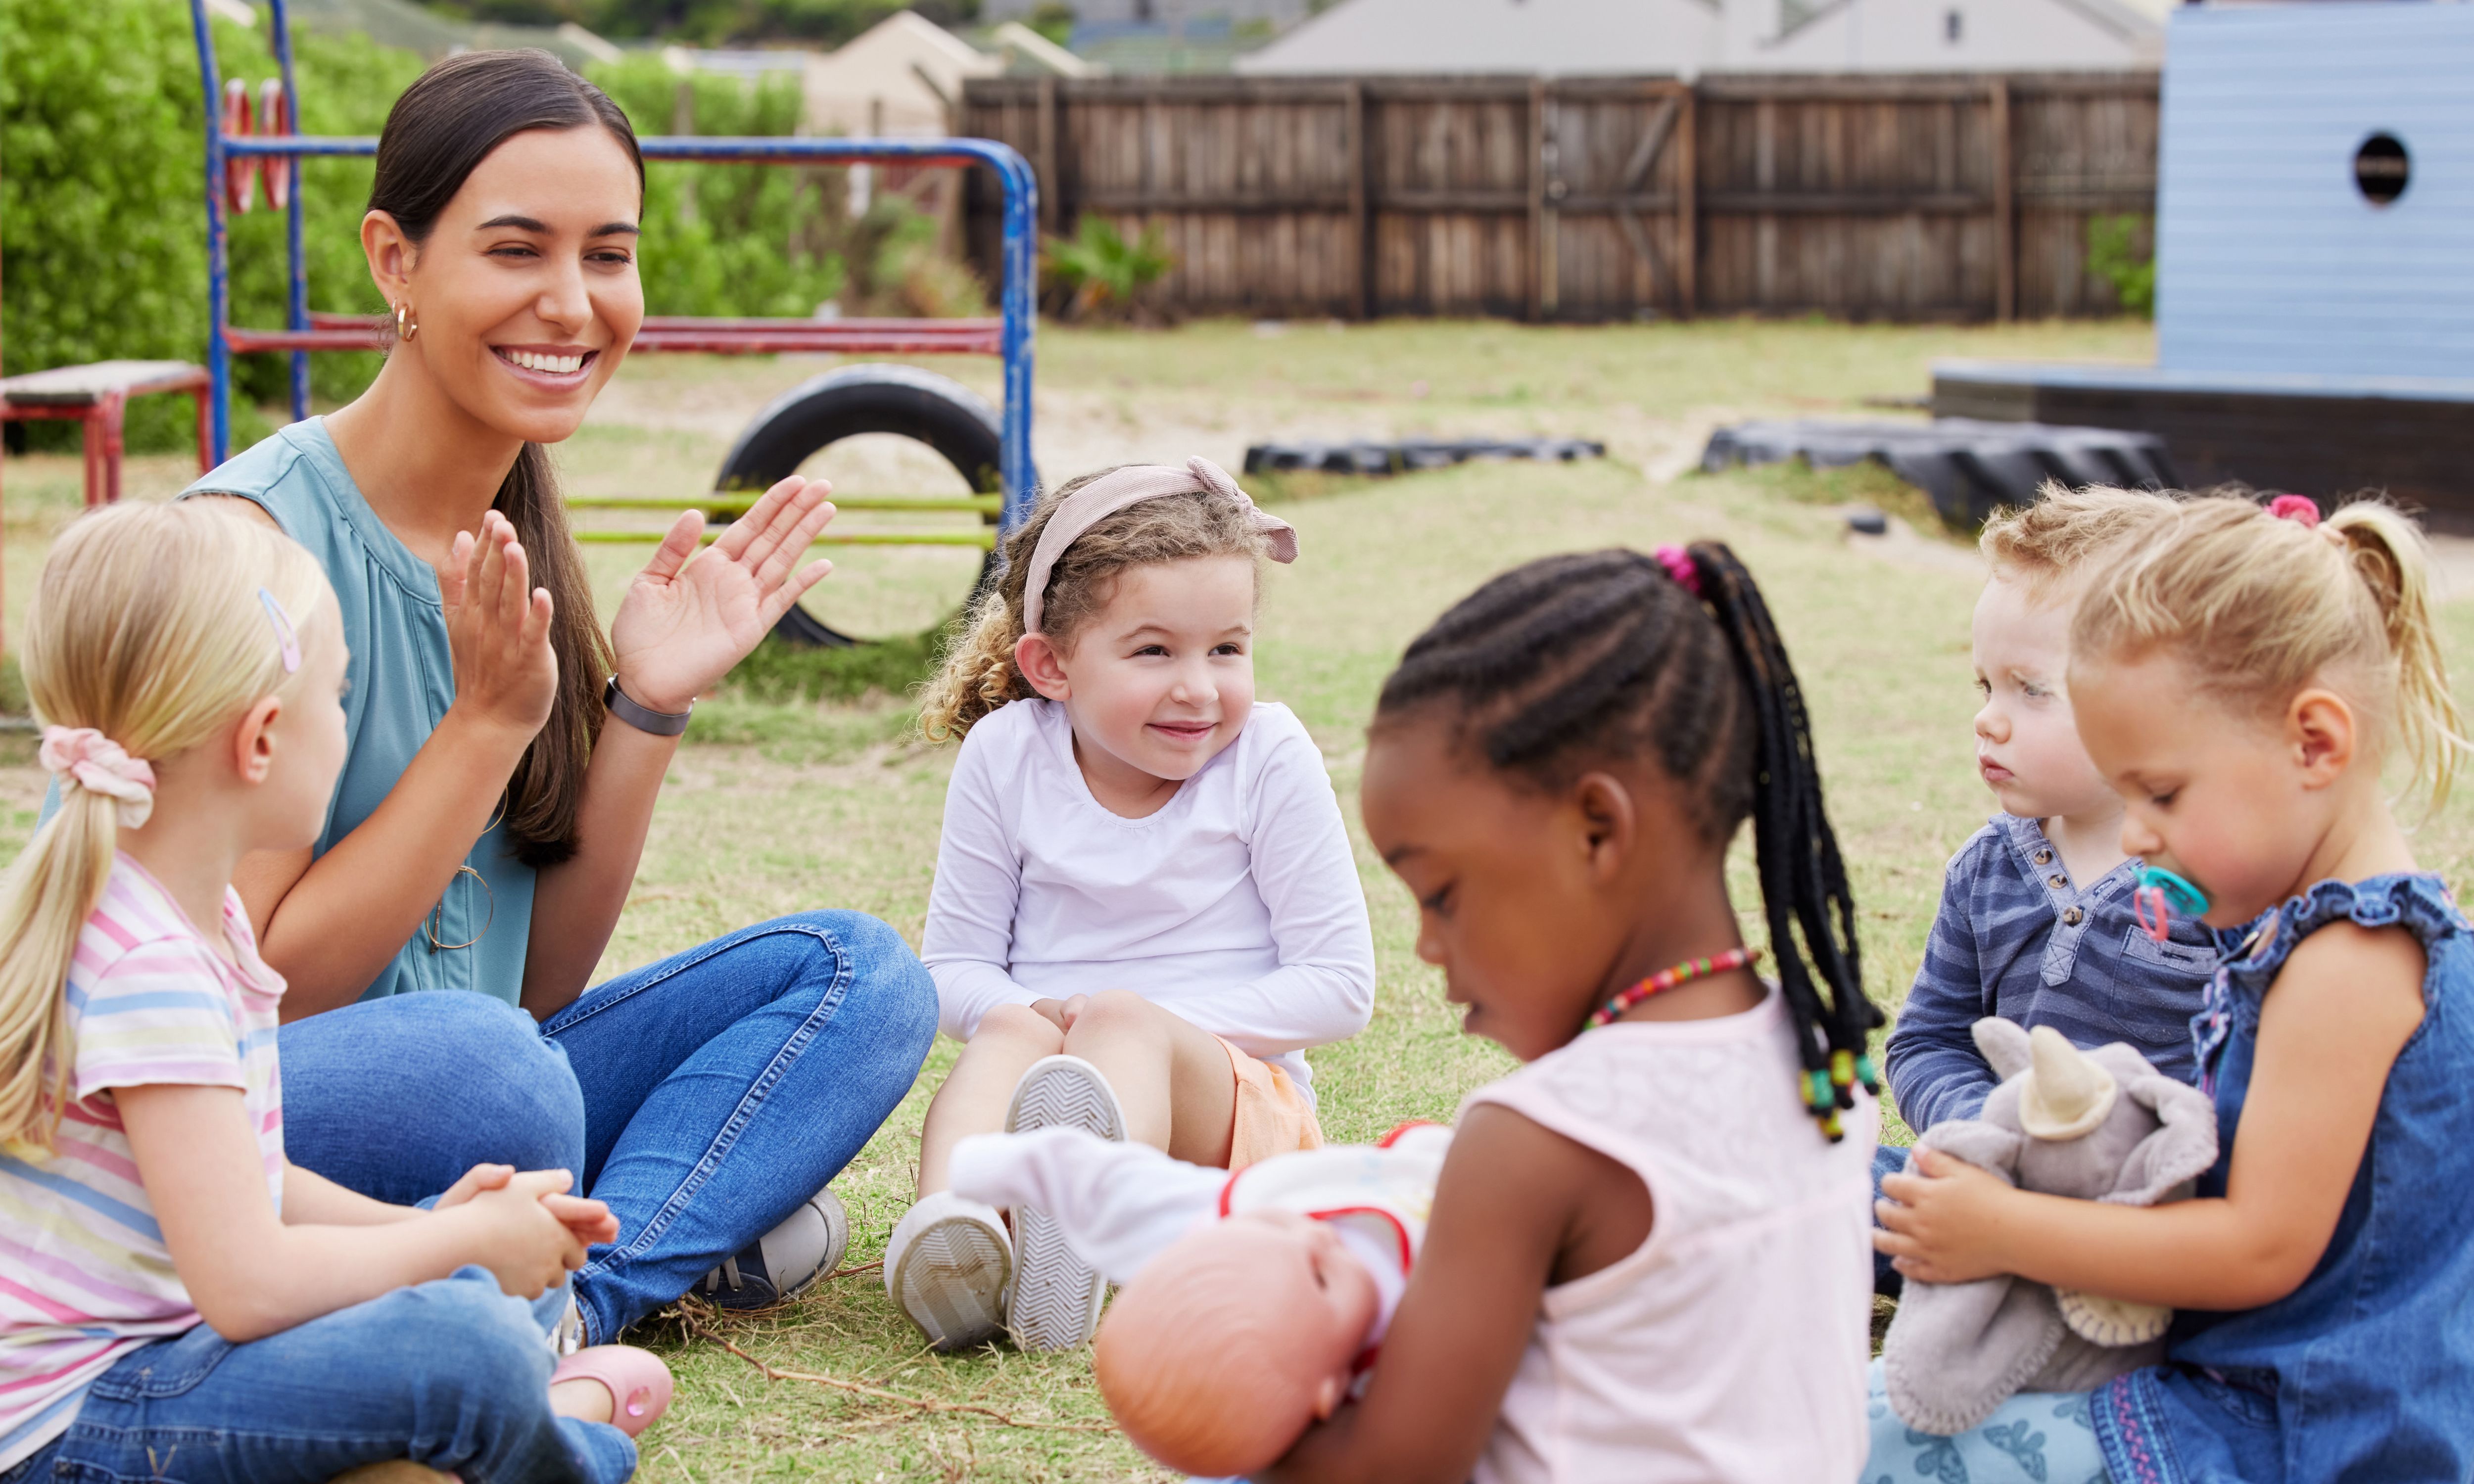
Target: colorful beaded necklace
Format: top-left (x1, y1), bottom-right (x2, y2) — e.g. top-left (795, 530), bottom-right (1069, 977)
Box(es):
top-left (1584, 946), bottom-right (1760, 1029)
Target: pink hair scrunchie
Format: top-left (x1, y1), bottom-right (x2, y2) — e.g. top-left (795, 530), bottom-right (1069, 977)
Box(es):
top-left (40, 727), bottom-right (156, 830)
top-left (2267, 494), bottom-right (2323, 528)
top-left (1654, 544), bottom-right (1703, 597)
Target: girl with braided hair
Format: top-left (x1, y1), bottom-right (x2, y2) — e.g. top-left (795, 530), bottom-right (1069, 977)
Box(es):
top-left (1265, 544), bottom-right (1882, 1484)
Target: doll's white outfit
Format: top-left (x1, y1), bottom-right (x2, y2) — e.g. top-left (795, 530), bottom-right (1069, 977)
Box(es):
top-left (947, 1120), bottom-right (1448, 1352)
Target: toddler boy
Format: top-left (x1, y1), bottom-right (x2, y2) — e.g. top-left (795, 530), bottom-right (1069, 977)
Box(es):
top-left (1877, 487), bottom-right (2216, 1289)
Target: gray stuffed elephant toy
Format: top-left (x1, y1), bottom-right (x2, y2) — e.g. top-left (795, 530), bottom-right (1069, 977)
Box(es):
top-left (1881, 1017), bottom-right (2219, 1436)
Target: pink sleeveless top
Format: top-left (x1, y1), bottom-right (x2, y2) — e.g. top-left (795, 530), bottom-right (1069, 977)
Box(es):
top-left (1463, 991), bottom-right (1877, 1484)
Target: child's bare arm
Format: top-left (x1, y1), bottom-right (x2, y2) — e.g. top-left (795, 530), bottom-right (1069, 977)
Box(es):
top-left (1879, 922), bottom-right (2423, 1309)
top-left (119, 1083), bottom-right (590, 1342)
top-left (1263, 1103), bottom-right (1650, 1484)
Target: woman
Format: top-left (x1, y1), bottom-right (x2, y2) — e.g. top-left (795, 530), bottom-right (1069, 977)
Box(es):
top-left (184, 50), bottom-right (939, 1346)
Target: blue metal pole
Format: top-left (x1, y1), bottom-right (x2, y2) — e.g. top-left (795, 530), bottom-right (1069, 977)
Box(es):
top-left (269, 0), bottom-right (310, 424)
top-left (189, 0), bottom-right (232, 464)
top-left (993, 151), bottom-right (1040, 533)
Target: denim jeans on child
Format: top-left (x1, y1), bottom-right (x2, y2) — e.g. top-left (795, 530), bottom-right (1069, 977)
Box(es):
top-left (281, 912), bottom-right (938, 1344)
top-left (0, 1268), bottom-right (633, 1484)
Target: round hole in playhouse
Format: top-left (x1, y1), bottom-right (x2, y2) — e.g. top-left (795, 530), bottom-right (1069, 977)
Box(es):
top-left (2355, 133), bottom-right (2410, 206)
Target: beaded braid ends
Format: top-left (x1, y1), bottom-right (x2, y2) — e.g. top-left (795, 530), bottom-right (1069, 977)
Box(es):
top-left (1373, 546), bottom-right (1883, 1140)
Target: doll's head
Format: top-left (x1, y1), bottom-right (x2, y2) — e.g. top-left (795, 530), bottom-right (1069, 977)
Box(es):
top-left (1093, 1208), bottom-right (1378, 1476)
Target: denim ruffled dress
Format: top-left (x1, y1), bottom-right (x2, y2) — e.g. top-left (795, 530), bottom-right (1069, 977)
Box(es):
top-left (2093, 874), bottom-right (2474, 1483)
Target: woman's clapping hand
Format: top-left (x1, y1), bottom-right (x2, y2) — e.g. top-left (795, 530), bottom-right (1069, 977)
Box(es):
top-left (442, 510), bottom-right (559, 742)
top-left (608, 475), bottom-right (838, 714)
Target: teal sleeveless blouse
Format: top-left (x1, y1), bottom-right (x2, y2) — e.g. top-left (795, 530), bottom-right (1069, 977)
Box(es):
top-left (182, 418), bottom-right (536, 1004)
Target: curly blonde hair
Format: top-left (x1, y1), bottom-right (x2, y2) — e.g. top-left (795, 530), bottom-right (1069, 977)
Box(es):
top-left (916, 467), bottom-right (1274, 741)
top-left (2072, 494), bottom-right (2468, 812)
top-left (1979, 483), bottom-right (2183, 600)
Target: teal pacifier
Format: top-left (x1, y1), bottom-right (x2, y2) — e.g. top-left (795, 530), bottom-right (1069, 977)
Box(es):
top-left (2133, 865), bottom-right (2209, 942)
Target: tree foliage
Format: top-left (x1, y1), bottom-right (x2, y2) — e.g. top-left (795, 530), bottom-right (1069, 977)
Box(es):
top-left (437, 0), bottom-right (976, 48)
top-left (2, 4), bottom-right (860, 451)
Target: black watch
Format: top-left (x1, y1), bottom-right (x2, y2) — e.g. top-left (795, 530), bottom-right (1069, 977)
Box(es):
top-left (603, 675), bottom-right (692, 737)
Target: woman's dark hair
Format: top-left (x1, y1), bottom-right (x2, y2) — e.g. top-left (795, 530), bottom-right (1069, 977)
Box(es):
top-left (370, 50), bottom-right (643, 866)
top-left (1374, 546), bottom-right (1883, 1138)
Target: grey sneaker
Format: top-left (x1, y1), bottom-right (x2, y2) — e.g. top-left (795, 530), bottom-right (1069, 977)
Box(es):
top-left (1002, 1055), bottom-right (1128, 1352)
top-left (700, 1187), bottom-right (850, 1310)
top-left (885, 1190), bottom-right (1014, 1351)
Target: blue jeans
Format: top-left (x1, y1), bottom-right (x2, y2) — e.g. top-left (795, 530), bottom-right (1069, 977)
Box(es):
top-left (2, 1269), bottom-right (633, 1484)
top-left (281, 912), bottom-right (938, 1343)
top-left (1872, 1142), bottom-right (1906, 1296)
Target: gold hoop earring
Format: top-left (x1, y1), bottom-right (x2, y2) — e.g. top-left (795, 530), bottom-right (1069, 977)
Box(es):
top-left (394, 301), bottom-right (418, 341)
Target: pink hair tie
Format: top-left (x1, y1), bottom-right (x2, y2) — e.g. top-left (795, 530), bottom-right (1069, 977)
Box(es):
top-left (1654, 544), bottom-right (1702, 597)
top-left (39, 727), bottom-right (156, 829)
top-left (2267, 494), bottom-right (2322, 528)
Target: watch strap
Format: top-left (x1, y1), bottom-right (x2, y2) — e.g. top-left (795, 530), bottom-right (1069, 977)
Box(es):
top-left (604, 675), bottom-right (692, 737)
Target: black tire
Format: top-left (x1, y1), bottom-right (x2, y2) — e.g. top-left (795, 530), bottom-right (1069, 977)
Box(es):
top-left (716, 364), bottom-right (1004, 648)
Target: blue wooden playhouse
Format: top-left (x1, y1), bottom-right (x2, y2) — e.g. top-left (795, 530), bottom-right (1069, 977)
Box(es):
top-left (1935, 0), bottom-right (2474, 521)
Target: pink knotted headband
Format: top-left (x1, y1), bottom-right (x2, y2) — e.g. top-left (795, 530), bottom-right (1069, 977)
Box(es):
top-left (1020, 457), bottom-right (1298, 637)
top-left (41, 727), bottom-right (156, 830)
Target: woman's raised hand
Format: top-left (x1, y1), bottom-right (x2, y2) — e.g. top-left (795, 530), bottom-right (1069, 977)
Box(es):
top-left (608, 475), bottom-right (838, 713)
top-left (442, 510), bottom-right (559, 742)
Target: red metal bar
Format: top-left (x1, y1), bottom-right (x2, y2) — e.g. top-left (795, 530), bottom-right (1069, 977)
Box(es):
top-left (245, 315), bottom-right (1003, 357)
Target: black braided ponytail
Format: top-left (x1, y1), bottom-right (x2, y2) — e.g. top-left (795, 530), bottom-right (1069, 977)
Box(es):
top-left (1375, 546), bottom-right (1882, 1139)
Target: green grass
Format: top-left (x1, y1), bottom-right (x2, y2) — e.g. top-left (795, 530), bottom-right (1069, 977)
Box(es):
top-left (19, 317), bottom-right (2474, 1480)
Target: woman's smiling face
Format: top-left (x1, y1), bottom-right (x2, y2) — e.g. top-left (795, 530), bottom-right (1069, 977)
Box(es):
top-left (374, 125), bottom-right (644, 445)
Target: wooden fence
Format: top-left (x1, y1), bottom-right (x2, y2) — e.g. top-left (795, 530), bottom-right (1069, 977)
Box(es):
top-left (957, 73), bottom-right (2158, 322)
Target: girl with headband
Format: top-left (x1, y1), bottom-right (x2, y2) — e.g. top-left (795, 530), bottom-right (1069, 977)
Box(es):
top-left (0, 503), bottom-right (668, 1483)
top-left (897, 458), bottom-right (1377, 1353)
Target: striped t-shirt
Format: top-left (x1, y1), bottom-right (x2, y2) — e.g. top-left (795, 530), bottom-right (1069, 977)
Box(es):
top-left (0, 855), bottom-right (285, 1471)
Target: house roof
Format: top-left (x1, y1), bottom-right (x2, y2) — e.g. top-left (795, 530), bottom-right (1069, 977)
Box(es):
top-left (1237, 0), bottom-right (1718, 76)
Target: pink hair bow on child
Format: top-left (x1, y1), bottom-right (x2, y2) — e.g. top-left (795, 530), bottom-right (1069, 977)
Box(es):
top-left (1021, 457), bottom-right (1298, 636)
top-left (40, 727), bottom-right (157, 829)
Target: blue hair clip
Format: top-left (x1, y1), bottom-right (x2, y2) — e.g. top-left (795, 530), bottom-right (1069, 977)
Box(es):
top-left (2133, 865), bottom-right (2208, 943)
top-left (258, 588), bottom-right (301, 674)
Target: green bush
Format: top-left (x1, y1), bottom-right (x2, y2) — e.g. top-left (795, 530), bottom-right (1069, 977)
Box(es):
top-left (2, 11), bottom-right (852, 452)
top-left (2087, 213), bottom-right (2155, 319)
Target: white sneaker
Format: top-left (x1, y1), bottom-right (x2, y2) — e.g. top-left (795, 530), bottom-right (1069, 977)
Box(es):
top-left (701, 1187), bottom-right (851, 1310)
top-left (885, 1190), bottom-right (1013, 1351)
top-left (1002, 1054), bottom-right (1128, 1352)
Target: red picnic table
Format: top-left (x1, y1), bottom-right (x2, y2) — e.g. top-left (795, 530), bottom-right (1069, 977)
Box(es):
top-left (0, 359), bottom-right (216, 508)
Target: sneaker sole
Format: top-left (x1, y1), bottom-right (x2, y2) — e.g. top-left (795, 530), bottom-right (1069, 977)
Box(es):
top-left (893, 1212), bottom-right (1010, 1352)
top-left (1003, 1057), bottom-right (1124, 1351)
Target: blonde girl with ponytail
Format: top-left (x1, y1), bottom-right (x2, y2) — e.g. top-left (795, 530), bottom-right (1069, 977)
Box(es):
top-left (894, 461), bottom-right (1376, 1356)
top-left (1872, 493), bottom-right (2474, 1484)
top-left (0, 503), bottom-right (665, 1483)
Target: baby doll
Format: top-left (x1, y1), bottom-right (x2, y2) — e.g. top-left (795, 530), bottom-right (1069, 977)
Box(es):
top-left (946, 1121), bottom-right (1449, 1475)
top-left (1880, 1017), bottom-right (2217, 1435)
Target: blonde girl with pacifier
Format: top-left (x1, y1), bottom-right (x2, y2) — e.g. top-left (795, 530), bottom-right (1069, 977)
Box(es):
top-left (1874, 494), bottom-right (2474, 1483)
top-left (891, 459), bottom-right (1377, 1354)
top-left (0, 503), bottom-right (666, 1484)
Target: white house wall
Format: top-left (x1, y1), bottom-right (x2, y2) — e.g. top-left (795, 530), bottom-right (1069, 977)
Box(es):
top-left (1752, 0), bottom-right (2158, 71)
top-left (2156, 3), bottom-right (2474, 379)
top-left (1236, 0), bottom-right (1720, 76)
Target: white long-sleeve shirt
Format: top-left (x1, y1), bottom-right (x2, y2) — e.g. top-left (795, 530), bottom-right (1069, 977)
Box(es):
top-left (921, 697), bottom-right (1376, 1097)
